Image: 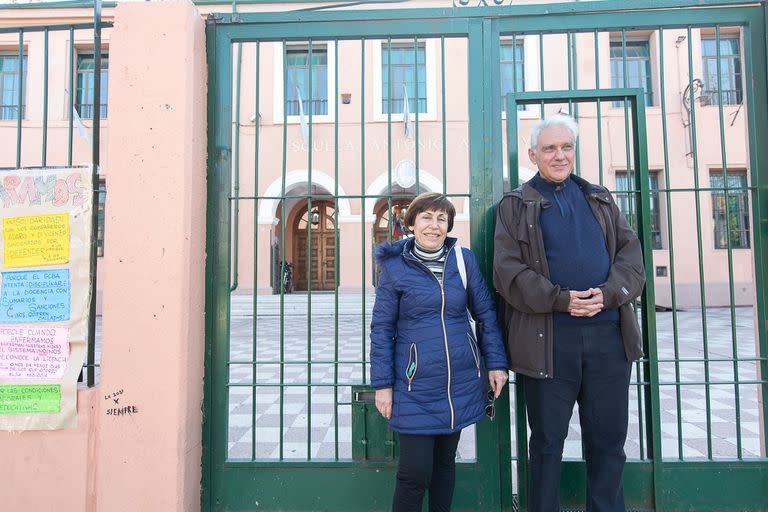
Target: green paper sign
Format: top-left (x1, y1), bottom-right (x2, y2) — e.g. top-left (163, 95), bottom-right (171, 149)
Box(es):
top-left (0, 384), bottom-right (61, 414)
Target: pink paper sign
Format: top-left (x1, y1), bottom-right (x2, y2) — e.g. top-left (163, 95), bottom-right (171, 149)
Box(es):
top-left (0, 325), bottom-right (70, 381)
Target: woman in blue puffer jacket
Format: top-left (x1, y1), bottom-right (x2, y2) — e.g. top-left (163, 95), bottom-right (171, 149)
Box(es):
top-left (370, 192), bottom-right (509, 512)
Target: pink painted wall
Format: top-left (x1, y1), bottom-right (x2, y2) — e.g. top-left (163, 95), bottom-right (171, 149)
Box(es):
top-left (0, 1), bottom-right (207, 510)
top-left (0, 389), bottom-right (97, 511)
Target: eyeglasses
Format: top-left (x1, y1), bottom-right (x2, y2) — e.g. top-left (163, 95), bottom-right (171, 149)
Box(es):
top-left (485, 389), bottom-right (496, 421)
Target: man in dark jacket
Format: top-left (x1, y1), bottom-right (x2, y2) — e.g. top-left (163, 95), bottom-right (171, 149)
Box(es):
top-left (493, 114), bottom-right (646, 512)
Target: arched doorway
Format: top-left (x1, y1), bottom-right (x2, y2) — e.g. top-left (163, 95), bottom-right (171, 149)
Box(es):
top-left (293, 201), bottom-right (337, 291)
top-left (372, 199), bottom-right (411, 286)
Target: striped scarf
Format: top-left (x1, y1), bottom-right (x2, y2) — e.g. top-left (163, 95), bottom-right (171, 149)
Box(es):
top-left (412, 242), bottom-right (447, 284)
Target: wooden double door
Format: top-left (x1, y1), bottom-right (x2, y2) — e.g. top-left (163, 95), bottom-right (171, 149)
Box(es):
top-left (293, 201), bottom-right (337, 291)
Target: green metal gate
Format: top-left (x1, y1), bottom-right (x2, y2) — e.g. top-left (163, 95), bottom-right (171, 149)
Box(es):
top-left (204, 1), bottom-right (768, 510)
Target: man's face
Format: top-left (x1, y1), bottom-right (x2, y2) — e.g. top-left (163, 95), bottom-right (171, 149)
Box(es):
top-left (528, 125), bottom-right (576, 183)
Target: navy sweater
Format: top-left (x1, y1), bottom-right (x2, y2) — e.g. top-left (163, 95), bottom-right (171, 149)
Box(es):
top-left (530, 173), bottom-right (619, 326)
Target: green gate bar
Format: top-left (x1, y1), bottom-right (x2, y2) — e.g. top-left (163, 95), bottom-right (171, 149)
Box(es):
top-left (42, 28), bottom-right (49, 166)
top-left (16, 29), bottom-right (23, 169)
top-left (334, 38), bottom-right (340, 460)
top-left (715, 23), bottom-right (744, 458)
top-left (687, 23), bottom-right (715, 459)
top-left (657, 26), bottom-right (685, 460)
top-left (68, 26), bottom-right (75, 166)
top-left (230, 42), bottom-right (241, 293)
top-left (360, 37), bottom-right (367, 389)
top-left (251, 40), bottom-right (260, 461)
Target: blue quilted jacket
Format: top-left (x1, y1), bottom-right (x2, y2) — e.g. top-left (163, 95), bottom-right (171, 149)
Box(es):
top-left (370, 236), bottom-right (509, 435)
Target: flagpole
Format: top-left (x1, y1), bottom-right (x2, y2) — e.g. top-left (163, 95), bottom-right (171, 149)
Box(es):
top-left (402, 83), bottom-right (412, 139)
top-left (296, 85), bottom-right (308, 146)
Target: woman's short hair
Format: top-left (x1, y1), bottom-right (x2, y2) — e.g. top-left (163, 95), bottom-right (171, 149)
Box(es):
top-left (404, 192), bottom-right (456, 232)
top-left (530, 114), bottom-right (579, 151)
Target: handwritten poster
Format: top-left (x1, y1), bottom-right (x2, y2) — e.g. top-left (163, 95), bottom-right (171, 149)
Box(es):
top-left (0, 384), bottom-right (60, 414)
top-left (0, 270), bottom-right (70, 323)
top-left (3, 213), bottom-right (70, 268)
top-left (0, 166), bottom-right (92, 430)
top-left (0, 325), bottom-right (70, 380)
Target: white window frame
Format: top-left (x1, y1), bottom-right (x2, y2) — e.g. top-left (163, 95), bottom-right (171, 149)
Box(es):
top-left (608, 36), bottom-right (654, 108)
top-left (273, 41), bottom-right (337, 124)
top-left (698, 29), bottom-right (744, 107)
top-left (500, 35), bottom-right (541, 120)
top-left (75, 50), bottom-right (110, 120)
top-left (0, 49), bottom-right (28, 122)
top-left (371, 39), bottom-right (437, 122)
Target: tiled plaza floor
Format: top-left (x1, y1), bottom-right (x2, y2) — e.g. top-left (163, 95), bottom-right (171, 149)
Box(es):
top-left (225, 294), bottom-right (765, 462)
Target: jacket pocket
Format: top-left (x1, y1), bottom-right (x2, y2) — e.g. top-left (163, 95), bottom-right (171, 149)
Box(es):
top-left (467, 334), bottom-right (481, 378)
top-left (405, 343), bottom-right (418, 391)
top-left (506, 310), bottom-right (547, 377)
top-left (516, 236), bottom-right (534, 269)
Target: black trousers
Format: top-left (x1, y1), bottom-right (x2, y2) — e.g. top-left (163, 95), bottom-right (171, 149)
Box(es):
top-left (524, 322), bottom-right (632, 512)
top-left (392, 431), bottom-right (462, 512)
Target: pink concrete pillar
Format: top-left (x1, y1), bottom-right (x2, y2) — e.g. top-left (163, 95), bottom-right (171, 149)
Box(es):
top-left (96, 1), bottom-right (206, 510)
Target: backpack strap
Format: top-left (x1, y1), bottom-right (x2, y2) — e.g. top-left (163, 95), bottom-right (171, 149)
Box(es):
top-left (454, 242), bottom-right (480, 374)
top-left (454, 242), bottom-right (467, 290)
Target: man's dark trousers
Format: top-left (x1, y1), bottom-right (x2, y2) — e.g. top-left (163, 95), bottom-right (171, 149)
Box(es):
top-left (524, 322), bottom-right (632, 512)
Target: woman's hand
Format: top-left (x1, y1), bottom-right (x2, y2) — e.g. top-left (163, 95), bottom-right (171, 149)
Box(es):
top-left (488, 370), bottom-right (508, 399)
top-left (375, 388), bottom-right (393, 419)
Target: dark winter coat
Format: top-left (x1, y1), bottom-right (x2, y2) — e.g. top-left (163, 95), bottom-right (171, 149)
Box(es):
top-left (370, 236), bottom-right (509, 435)
top-left (493, 174), bottom-right (646, 379)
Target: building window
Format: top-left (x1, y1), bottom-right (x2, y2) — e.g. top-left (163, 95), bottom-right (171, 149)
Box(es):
top-left (701, 36), bottom-right (743, 106)
top-left (76, 53), bottom-right (109, 119)
top-left (615, 171), bottom-right (663, 249)
top-left (711, 170), bottom-right (750, 249)
top-left (500, 39), bottom-right (525, 112)
top-left (0, 53), bottom-right (27, 120)
top-left (610, 40), bottom-right (652, 107)
top-left (285, 46), bottom-right (328, 116)
top-left (381, 42), bottom-right (427, 114)
top-left (97, 181), bottom-right (106, 257)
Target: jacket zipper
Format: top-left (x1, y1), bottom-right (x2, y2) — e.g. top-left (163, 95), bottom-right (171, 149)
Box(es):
top-left (440, 280), bottom-right (454, 430)
top-left (406, 343), bottom-right (418, 391)
top-left (405, 246), bottom-right (455, 431)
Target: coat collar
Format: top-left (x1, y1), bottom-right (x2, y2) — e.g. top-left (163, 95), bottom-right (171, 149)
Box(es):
top-left (401, 235), bottom-right (458, 259)
top-left (373, 236), bottom-right (458, 263)
top-left (507, 172), bottom-right (612, 205)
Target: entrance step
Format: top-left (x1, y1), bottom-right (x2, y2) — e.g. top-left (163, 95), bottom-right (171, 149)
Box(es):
top-left (230, 293), bottom-right (377, 316)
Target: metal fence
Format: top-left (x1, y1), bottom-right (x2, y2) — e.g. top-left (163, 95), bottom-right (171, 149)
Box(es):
top-left (203, 1), bottom-right (768, 510)
top-left (0, 3), bottom-right (110, 386)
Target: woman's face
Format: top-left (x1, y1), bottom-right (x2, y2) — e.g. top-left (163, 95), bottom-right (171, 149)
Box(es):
top-left (410, 209), bottom-right (449, 251)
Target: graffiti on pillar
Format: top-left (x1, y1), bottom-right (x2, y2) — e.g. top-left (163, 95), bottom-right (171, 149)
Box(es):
top-left (104, 389), bottom-right (140, 417)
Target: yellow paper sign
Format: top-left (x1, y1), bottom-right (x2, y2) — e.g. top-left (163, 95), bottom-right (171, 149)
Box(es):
top-left (3, 214), bottom-right (70, 268)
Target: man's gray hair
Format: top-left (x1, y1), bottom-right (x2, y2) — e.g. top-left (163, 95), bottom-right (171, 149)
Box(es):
top-left (530, 114), bottom-right (579, 151)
